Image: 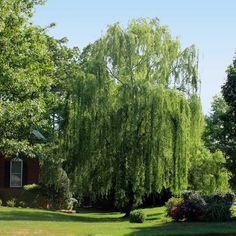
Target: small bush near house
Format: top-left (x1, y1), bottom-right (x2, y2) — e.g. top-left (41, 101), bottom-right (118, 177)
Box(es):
top-left (204, 192), bottom-right (234, 221)
top-left (7, 199), bottom-right (16, 207)
top-left (19, 184), bottom-right (47, 209)
top-left (23, 184), bottom-right (41, 192)
top-left (41, 169), bottom-right (72, 210)
top-left (19, 174), bottom-right (71, 210)
top-left (0, 199), bottom-right (2, 206)
top-left (40, 158), bottom-right (72, 210)
top-left (18, 201), bottom-right (26, 208)
top-left (129, 210), bottom-right (146, 223)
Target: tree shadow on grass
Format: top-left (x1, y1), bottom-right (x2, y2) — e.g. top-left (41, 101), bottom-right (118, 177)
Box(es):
top-left (126, 221), bottom-right (236, 236)
top-left (126, 222), bottom-right (236, 236)
top-left (146, 212), bottom-right (164, 221)
top-left (0, 208), bottom-right (126, 223)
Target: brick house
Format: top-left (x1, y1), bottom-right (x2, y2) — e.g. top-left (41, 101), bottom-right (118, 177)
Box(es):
top-left (0, 153), bottom-right (40, 189)
top-left (0, 130), bottom-right (46, 191)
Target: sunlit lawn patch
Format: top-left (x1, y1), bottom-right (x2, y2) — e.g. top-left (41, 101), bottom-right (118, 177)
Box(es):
top-left (0, 206), bottom-right (236, 235)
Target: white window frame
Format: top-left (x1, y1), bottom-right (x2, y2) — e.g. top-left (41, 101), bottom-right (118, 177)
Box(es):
top-left (10, 158), bottom-right (23, 188)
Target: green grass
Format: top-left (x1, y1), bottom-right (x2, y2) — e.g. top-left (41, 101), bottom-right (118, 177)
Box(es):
top-left (0, 207), bottom-right (236, 236)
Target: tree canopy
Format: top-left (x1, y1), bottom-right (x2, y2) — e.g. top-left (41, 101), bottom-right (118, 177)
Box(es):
top-left (221, 58), bottom-right (236, 186)
top-left (0, 0), bottom-right (79, 158)
top-left (62, 18), bottom-right (204, 213)
top-left (204, 57), bottom-right (236, 188)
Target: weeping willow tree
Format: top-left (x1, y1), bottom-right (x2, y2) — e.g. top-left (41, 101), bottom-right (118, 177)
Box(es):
top-left (63, 18), bottom-right (203, 214)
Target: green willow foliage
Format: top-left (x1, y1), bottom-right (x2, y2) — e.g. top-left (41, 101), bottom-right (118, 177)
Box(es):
top-left (63, 18), bottom-right (203, 210)
top-left (189, 147), bottom-right (231, 195)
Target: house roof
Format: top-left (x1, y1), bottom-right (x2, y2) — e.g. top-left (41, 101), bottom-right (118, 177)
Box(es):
top-left (32, 130), bottom-right (46, 141)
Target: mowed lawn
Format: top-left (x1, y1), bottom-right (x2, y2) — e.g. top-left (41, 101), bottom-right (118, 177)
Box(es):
top-left (1, 207), bottom-right (236, 236)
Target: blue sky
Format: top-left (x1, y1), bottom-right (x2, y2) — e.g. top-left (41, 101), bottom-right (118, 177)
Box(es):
top-left (33, 0), bottom-right (236, 114)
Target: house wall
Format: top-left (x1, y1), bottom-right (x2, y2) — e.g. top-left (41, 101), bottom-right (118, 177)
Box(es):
top-left (0, 188), bottom-right (23, 200)
top-left (0, 154), bottom-right (5, 188)
top-left (0, 154), bottom-right (40, 188)
top-left (27, 159), bottom-right (40, 184)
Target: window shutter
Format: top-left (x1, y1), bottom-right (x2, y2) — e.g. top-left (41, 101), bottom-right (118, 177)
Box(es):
top-left (4, 160), bottom-right (10, 187)
top-left (23, 161), bottom-right (28, 186)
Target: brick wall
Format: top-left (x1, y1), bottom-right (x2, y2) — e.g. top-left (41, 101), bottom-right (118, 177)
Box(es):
top-left (0, 154), bottom-right (40, 188)
top-left (27, 159), bottom-right (40, 184)
top-left (0, 154), bottom-right (5, 188)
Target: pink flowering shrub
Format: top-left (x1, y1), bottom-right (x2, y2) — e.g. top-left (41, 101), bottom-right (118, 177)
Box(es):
top-left (166, 191), bottom-right (234, 222)
top-left (166, 191), bottom-right (206, 221)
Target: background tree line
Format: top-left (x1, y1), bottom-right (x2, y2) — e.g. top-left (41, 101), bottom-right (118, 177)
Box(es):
top-left (204, 57), bottom-right (236, 188)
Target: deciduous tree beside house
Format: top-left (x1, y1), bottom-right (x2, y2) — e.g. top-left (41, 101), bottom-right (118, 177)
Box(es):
top-left (0, 0), bottom-right (78, 193)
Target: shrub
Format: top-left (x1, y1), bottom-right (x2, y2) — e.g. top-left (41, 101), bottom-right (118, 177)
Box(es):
top-left (40, 157), bottom-right (72, 210)
top-left (0, 199), bottom-right (2, 206)
top-left (129, 210), bottom-right (146, 223)
top-left (166, 191), bottom-right (234, 222)
top-left (165, 197), bottom-right (184, 218)
top-left (166, 192), bottom-right (206, 221)
top-left (169, 204), bottom-right (185, 221)
top-left (41, 169), bottom-right (72, 210)
top-left (23, 184), bottom-right (40, 192)
top-left (69, 197), bottom-right (79, 210)
top-left (182, 191), bottom-right (206, 221)
top-left (18, 201), bottom-right (26, 208)
top-left (204, 192), bottom-right (234, 221)
top-left (7, 199), bottom-right (16, 207)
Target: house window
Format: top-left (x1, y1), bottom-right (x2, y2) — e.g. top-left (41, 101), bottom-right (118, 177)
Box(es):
top-left (10, 158), bottom-right (23, 188)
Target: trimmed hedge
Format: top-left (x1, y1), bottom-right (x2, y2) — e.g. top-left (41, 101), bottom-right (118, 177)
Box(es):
top-left (129, 210), bottom-right (146, 223)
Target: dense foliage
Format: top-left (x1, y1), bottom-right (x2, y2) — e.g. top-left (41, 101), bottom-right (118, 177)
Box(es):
top-left (0, 0), bottom-right (77, 209)
top-left (166, 191), bottom-right (234, 222)
top-left (204, 193), bottom-right (234, 222)
top-left (0, 0), bottom-right (79, 157)
top-left (221, 58), bottom-right (236, 187)
top-left (40, 169), bottom-right (72, 209)
top-left (63, 18), bottom-right (204, 213)
top-left (0, 0), bottom-right (53, 156)
top-left (129, 209), bottom-right (146, 223)
top-left (189, 147), bottom-right (231, 195)
top-left (204, 57), bottom-right (236, 188)
top-left (166, 191), bottom-right (206, 221)
top-left (165, 197), bottom-right (184, 220)
top-left (203, 95), bottom-right (229, 153)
